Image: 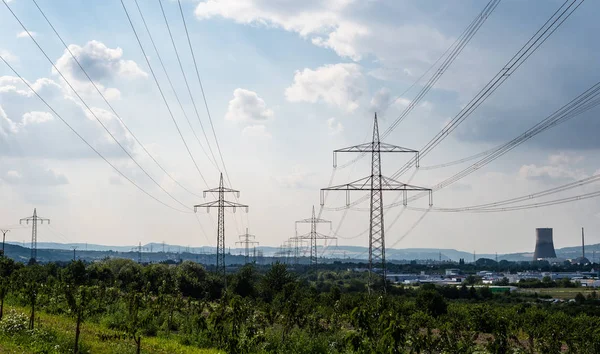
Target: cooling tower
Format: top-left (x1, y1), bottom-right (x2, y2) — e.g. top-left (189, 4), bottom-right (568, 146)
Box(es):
top-left (533, 228), bottom-right (556, 260)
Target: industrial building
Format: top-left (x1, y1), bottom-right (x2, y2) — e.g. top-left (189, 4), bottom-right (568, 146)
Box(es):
top-left (533, 228), bottom-right (557, 260)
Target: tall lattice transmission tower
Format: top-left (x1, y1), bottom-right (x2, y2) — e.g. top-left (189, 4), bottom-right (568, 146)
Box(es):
top-left (295, 206), bottom-right (336, 267)
top-left (321, 113), bottom-right (432, 282)
top-left (19, 208), bottom-right (50, 263)
top-left (236, 228), bottom-right (258, 264)
top-left (194, 173), bottom-right (248, 275)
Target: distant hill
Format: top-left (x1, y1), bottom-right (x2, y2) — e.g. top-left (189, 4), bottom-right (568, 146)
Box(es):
top-left (5, 240), bottom-right (595, 264)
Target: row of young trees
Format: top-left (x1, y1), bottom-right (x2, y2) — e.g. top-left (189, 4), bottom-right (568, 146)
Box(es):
top-left (1, 257), bottom-right (600, 353)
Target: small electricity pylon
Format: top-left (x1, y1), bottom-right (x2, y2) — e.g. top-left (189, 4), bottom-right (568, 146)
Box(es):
top-left (20, 208), bottom-right (50, 263)
top-left (0, 229), bottom-right (10, 257)
top-left (295, 206), bottom-right (336, 267)
top-left (194, 173), bottom-right (248, 275)
top-left (236, 228), bottom-right (258, 264)
top-left (130, 242), bottom-right (149, 263)
top-left (288, 236), bottom-right (308, 264)
top-left (321, 113), bottom-right (432, 283)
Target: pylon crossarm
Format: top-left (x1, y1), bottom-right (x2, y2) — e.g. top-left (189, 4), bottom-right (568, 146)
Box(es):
top-left (295, 218), bottom-right (332, 224)
top-left (380, 176), bottom-right (432, 191)
top-left (202, 188), bottom-right (239, 198)
top-left (322, 176), bottom-right (372, 191)
top-left (333, 143), bottom-right (419, 167)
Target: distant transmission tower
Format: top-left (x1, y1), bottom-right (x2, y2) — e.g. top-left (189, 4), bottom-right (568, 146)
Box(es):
top-left (288, 236), bottom-right (308, 265)
top-left (321, 113), bottom-right (432, 282)
top-left (236, 228), bottom-right (258, 264)
top-left (19, 208), bottom-right (50, 263)
top-left (295, 206), bottom-right (336, 267)
top-left (1, 229), bottom-right (10, 257)
top-left (194, 173), bottom-right (248, 275)
top-left (130, 242), bottom-right (148, 263)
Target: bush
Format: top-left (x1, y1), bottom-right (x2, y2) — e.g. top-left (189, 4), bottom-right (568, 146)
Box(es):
top-left (0, 309), bottom-right (28, 335)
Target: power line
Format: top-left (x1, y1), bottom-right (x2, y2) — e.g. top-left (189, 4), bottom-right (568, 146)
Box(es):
top-left (395, 81), bottom-right (600, 208)
top-left (335, 0), bottom-right (501, 169)
top-left (131, 0), bottom-right (219, 172)
top-left (0, 54), bottom-right (190, 213)
top-left (30, 0), bottom-right (203, 200)
top-left (391, 0), bottom-right (585, 181)
top-left (155, 0), bottom-right (220, 169)
top-left (3, 0), bottom-right (195, 213)
top-left (176, 0), bottom-right (247, 231)
top-left (408, 189), bottom-right (600, 213)
top-left (119, 0), bottom-right (212, 190)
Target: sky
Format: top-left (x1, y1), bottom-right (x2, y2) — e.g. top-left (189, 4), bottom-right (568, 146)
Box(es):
top-left (1, 0), bottom-right (600, 255)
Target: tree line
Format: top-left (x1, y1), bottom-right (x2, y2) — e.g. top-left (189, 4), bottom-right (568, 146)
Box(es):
top-left (1, 257), bottom-right (600, 353)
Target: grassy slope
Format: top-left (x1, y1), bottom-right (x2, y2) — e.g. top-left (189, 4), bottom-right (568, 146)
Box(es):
top-left (0, 305), bottom-right (222, 354)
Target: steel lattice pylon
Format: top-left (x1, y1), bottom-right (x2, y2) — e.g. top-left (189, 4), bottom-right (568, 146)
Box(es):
top-left (20, 208), bottom-right (50, 263)
top-left (295, 206), bottom-right (336, 266)
top-left (236, 228), bottom-right (258, 264)
top-left (321, 113), bottom-right (432, 284)
top-left (194, 173), bottom-right (248, 275)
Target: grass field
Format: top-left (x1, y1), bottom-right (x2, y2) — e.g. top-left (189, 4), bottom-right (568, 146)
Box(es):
top-left (517, 287), bottom-right (597, 299)
top-left (0, 305), bottom-right (223, 354)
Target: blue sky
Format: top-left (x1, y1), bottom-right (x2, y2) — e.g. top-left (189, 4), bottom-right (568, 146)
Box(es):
top-left (1, 0), bottom-right (600, 255)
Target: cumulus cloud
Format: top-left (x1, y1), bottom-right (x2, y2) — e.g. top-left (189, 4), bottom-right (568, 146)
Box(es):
top-left (518, 153), bottom-right (587, 182)
top-left (195, 1), bottom-right (453, 77)
top-left (16, 31), bottom-right (37, 38)
top-left (0, 75), bottom-right (134, 159)
top-left (225, 88), bottom-right (274, 123)
top-left (327, 117), bottom-right (343, 135)
top-left (22, 111), bottom-right (53, 126)
top-left (0, 49), bottom-right (18, 64)
top-left (274, 165), bottom-right (314, 189)
top-left (1, 165), bottom-right (68, 186)
top-left (370, 88), bottom-right (392, 114)
top-left (54, 40), bottom-right (146, 100)
top-left (241, 125), bottom-right (271, 139)
top-left (285, 63), bottom-right (364, 112)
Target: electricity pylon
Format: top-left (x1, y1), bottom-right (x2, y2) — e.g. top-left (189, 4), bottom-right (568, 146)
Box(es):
top-left (295, 206), bottom-right (336, 267)
top-left (194, 173), bottom-right (248, 275)
top-left (236, 228), bottom-right (258, 264)
top-left (0, 229), bottom-right (9, 257)
top-left (321, 113), bottom-right (432, 283)
top-left (19, 208), bottom-right (50, 263)
top-left (130, 242), bottom-right (149, 264)
top-left (288, 236), bottom-right (308, 264)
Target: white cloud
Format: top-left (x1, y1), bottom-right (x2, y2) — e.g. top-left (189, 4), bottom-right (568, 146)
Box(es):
top-left (285, 63), bottom-right (364, 112)
top-left (274, 165), bottom-right (313, 189)
top-left (394, 97), bottom-right (411, 107)
top-left (242, 125), bottom-right (271, 139)
top-left (370, 87), bottom-right (392, 114)
top-left (195, 1), bottom-right (453, 77)
top-left (0, 75), bottom-right (135, 159)
top-left (22, 111), bottom-right (53, 126)
top-left (327, 117), bottom-right (343, 135)
top-left (16, 31), bottom-right (37, 38)
top-left (0, 49), bottom-right (18, 64)
top-left (54, 40), bottom-right (146, 100)
top-left (519, 153), bottom-right (587, 182)
top-left (548, 152), bottom-right (583, 166)
top-left (225, 88), bottom-right (274, 123)
top-left (1, 165), bottom-right (68, 186)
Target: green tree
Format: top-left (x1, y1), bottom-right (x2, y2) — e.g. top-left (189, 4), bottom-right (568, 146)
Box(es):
top-left (231, 264), bottom-right (258, 298)
top-left (15, 264), bottom-right (46, 329)
top-left (0, 257), bottom-right (15, 320)
top-left (260, 262), bottom-right (293, 302)
top-left (62, 261), bottom-right (97, 354)
top-left (416, 290), bottom-right (447, 317)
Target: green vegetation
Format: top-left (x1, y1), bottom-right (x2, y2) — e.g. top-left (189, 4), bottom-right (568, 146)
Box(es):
top-left (1, 257), bottom-right (600, 353)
